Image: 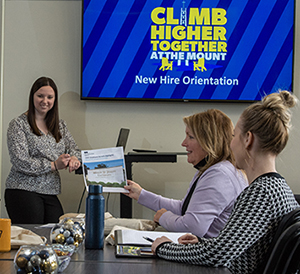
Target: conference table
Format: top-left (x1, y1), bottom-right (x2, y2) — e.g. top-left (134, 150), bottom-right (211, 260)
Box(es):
top-left (0, 225), bottom-right (231, 274)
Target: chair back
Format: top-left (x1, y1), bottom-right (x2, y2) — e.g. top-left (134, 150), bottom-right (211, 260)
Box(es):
top-left (263, 222), bottom-right (300, 274)
top-left (262, 207), bottom-right (300, 274)
top-left (271, 208), bottom-right (300, 246)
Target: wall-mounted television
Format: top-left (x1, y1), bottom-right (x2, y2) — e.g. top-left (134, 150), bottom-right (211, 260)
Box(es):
top-left (81, 0), bottom-right (294, 102)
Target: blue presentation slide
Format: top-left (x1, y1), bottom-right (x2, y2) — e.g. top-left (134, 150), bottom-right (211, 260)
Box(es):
top-left (82, 0), bottom-right (294, 101)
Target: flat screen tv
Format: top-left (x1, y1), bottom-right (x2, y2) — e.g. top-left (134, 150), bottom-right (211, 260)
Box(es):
top-left (81, 0), bottom-right (294, 102)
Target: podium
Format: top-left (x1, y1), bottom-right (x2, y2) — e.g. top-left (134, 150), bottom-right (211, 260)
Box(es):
top-left (121, 152), bottom-right (183, 218)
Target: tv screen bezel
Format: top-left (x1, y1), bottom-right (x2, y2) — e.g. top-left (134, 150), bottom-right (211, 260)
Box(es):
top-left (81, 0), bottom-right (295, 103)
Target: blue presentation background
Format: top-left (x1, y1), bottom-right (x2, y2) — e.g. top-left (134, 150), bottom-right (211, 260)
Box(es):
top-left (82, 0), bottom-right (294, 101)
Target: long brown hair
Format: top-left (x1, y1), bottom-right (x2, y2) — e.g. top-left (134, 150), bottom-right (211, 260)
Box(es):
top-left (183, 109), bottom-right (235, 174)
top-left (27, 76), bottom-right (61, 142)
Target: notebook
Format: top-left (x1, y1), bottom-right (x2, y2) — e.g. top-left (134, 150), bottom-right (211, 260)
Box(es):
top-left (114, 229), bottom-right (186, 258)
top-left (115, 229), bottom-right (185, 246)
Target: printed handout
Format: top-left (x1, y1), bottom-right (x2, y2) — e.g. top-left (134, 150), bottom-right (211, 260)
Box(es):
top-left (81, 147), bottom-right (128, 193)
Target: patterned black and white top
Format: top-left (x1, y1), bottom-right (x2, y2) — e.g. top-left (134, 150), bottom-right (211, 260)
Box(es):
top-left (156, 172), bottom-right (299, 274)
top-left (6, 113), bottom-right (81, 195)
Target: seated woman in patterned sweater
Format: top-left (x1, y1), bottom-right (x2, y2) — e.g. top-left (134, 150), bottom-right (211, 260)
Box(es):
top-left (151, 90), bottom-right (300, 274)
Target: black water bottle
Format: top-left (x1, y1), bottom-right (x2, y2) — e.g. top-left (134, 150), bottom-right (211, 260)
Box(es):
top-left (85, 184), bottom-right (105, 249)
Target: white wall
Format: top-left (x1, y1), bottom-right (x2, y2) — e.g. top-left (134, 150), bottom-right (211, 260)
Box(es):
top-left (1, 0), bottom-right (300, 219)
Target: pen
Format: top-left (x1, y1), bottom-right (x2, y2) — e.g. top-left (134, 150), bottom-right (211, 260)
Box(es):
top-left (143, 236), bottom-right (154, 243)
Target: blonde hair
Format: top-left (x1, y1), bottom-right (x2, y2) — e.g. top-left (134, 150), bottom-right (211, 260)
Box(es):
top-left (239, 90), bottom-right (297, 155)
top-left (183, 109), bottom-right (235, 174)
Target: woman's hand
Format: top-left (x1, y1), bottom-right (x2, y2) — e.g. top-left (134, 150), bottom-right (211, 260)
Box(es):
top-left (123, 180), bottom-right (143, 200)
top-left (68, 156), bottom-right (81, 173)
top-left (151, 236), bottom-right (172, 254)
top-left (54, 154), bottom-right (71, 170)
top-left (178, 233), bottom-right (199, 245)
top-left (153, 208), bottom-right (167, 224)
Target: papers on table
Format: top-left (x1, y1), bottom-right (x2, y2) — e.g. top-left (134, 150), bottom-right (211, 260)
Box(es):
top-left (81, 147), bottom-right (128, 193)
top-left (115, 229), bottom-right (186, 246)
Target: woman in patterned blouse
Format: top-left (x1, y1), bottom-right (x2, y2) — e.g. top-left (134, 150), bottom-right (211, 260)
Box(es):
top-left (151, 90), bottom-right (299, 274)
top-left (5, 77), bottom-right (81, 224)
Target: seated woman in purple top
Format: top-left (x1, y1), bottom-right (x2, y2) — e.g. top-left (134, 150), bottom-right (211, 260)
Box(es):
top-left (124, 109), bottom-right (248, 238)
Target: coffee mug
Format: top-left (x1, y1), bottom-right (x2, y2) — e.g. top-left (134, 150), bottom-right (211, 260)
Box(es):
top-left (0, 218), bottom-right (11, 252)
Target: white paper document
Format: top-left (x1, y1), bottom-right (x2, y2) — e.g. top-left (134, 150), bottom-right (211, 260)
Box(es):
top-left (81, 147), bottom-right (128, 193)
top-left (116, 230), bottom-right (186, 245)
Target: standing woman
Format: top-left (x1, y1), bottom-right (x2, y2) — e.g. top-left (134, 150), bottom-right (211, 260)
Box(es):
top-left (152, 90), bottom-right (299, 274)
top-left (5, 76), bottom-right (81, 224)
top-left (125, 109), bottom-right (247, 238)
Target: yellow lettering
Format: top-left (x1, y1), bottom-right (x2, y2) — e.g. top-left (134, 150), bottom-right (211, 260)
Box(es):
top-left (166, 8), bottom-right (179, 25)
top-left (212, 8), bottom-right (227, 25)
top-left (213, 27), bottom-right (226, 40)
top-left (218, 42), bottom-right (227, 52)
top-left (151, 7), bottom-right (165, 24)
top-left (202, 26), bottom-right (212, 40)
top-left (165, 25), bottom-right (172, 40)
top-left (209, 41), bottom-right (217, 51)
top-left (187, 26), bottom-right (201, 40)
top-left (189, 41), bottom-right (197, 51)
top-left (198, 41), bottom-right (208, 51)
top-left (151, 25), bottom-right (165, 40)
top-left (159, 41), bottom-right (171, 51)
top-left (171, 41), bottom-right (181, 51)
top-left (181, 41), bottom-right (189, 51)
top-left (188, 8), bottom-right (210, 25)
top-left (150, 40), bottom-right (159, 51)
top-left (151, 40), bottom-right (227, 52)
top-left (172, 25), bottom-right (186, 40)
